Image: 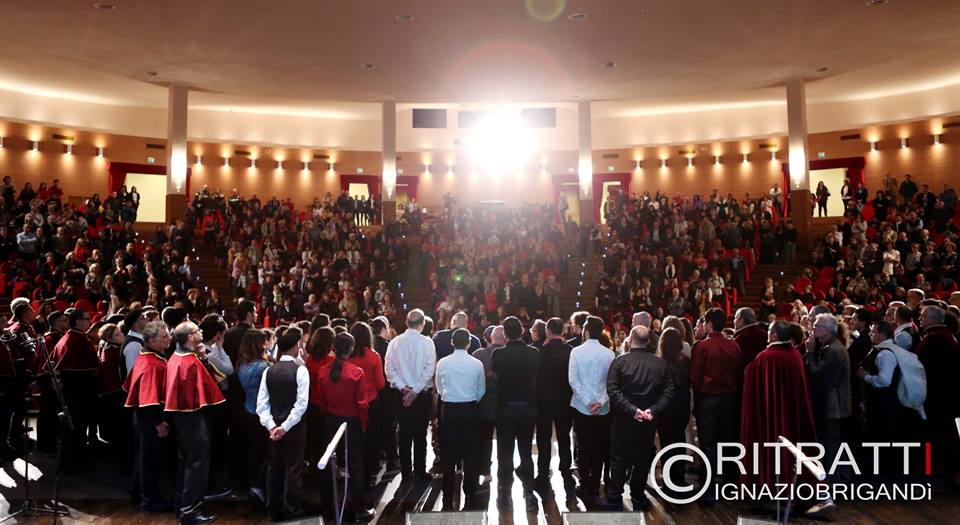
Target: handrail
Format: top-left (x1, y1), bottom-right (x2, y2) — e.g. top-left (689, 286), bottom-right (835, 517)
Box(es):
top-left (317, 422), bottom-right (347, 470)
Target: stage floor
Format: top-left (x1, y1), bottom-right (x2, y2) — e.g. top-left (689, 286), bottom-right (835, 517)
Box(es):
top-left (2, 425), bottom-right (959, 524)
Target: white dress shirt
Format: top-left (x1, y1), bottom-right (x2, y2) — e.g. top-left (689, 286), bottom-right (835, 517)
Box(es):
top-left (122, 331), bottom-right (144, 374)
top-left (894, 323), bottom-right (914, 351)
top-left (568, 339), bottom-right (615, 416)
top-left (384, 328), bottom-right (436, 394)
top-left (864, 348), bottom-right (897, 388)
top-left (256, 355), bottom-right (310, 433)
top-left (435, 348), bottom-right (486, 403)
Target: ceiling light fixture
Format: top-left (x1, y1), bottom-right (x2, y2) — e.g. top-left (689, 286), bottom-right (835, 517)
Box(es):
top-left (93, 3), bottom-right (116, 10)
top-left (568, 13), bottom-right (588, 21)
top-left (360, 63), bottom-right (376, 71)
top-left (816, 67), bottom-right (829, 73)
top-left (395, 14), bottom-right (415, 22)
top-left (866, 0), bottom-right (888, 6)
top-left (145, 71), bottom-right (158, 77)
top-left (602, 61), bottom-right (617, 69)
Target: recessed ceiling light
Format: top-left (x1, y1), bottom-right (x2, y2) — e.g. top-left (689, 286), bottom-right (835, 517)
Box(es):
top-left (93, 3), bottom-right (116, 10)
top-left (360, 63), bottom-right (376, 71)
top-left (568, 13), bottom-right (588, 21)
top-left (602, 61), bottom-right (617, 69)
top-left (145, 71), bottom-right (158, 76)
top-left (816, 67), bottom-right (829, 73)
top-left (866, 0), bottom-right (888, 5)
top-left (396, 14), bottom-right (415, 22)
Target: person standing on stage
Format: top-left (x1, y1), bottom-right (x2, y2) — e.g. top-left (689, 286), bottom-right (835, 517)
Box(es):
top-left (568, 315), bottom-right (615, 507)
top-left (492, 316), bottom-right (540, 511)
top-left (604, 325), bottom-right (675, 511)
top-left (347, 321), bottom-right (386, 486)
top-left (472, 325), bottom-right (504, 481)
top-left (689, 307), bottom-right (743, 506)
top-left (3, 298), bottom-right (37, 462)
top-left (370, 316), bottom-right (398, 471)
top-left (36, 309), bottom-right (68, 453)
top-left (384, 309), bottom-right (436, 482)
top-left (435, 328), bottom-right (485, 510)
top-left (121, 308), bottom-right (148, 379)
top-left (256, 327), bottom-right (308, 522)
top-left (52, 307), bottom-right (99, 474)
top-left (164, 321), bottom-right (224, 525)
top-left (535, 317), bottom-right (574, 489)
top-left (124, 320), bottom-right (173, 512)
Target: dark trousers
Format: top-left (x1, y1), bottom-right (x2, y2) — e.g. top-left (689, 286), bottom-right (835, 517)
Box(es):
top-left (133, 410), bottom-right (166, 507)
top-left (99, 390), bottom-right (132, 467)
top-left (608, 416), bottom-right (657, 504)
top-left (477, 419), bottom-right (495, 476)
top-left (439, 402), bottom-right (480, 504)
top-left (0, 376), bottom-right (27, 460)
top-left (267, 422), bottom-right (306, 518)
top-left (817, 416), bottom-right (850, 482)
top-left (323, 415), bottom-right (364, 508)
top-left (572, 411), bottom-right (611, 496)
top-left (657, 395), bottom-right (691, 494)
top-left (496, 409), bottom-right (536, 492)
top-left (241, 408), bottom-right (268, 491)
top-left (173, 410), bottom-right (211, 518)
top-left (60, 372), bottom-right (96, 472)
top-left (694, 393), bottom-right (738, 502)
top-left (379, 388), bottom-right (399, 464)
top-left (205, 402), bottom-right (228, 489)
top-left (536, 405), bottom-right (573, 479)
top-left (397, 390), bottom-right (432, 474)
top-left (36, 374), bottom-right (59, 452)
top-left (363, 395), bottom-right (384, 479)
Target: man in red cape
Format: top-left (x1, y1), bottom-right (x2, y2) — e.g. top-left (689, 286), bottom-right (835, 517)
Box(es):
top-left (124, 320), bottom-right (172, 512)
top-left (164, 321), bottom-right (224, 525)
top-left (52, 308), bottom-right (99, 473)
top-left (915, 305), bottom-right (960, 481)
top-left (740, 320), bottom-right (817, 492)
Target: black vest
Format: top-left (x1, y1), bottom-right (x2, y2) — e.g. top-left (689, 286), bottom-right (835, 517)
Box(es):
top-left (120, 333), bottom-right (144, 381)
top-left (266, 360), bottom-right (300, 425)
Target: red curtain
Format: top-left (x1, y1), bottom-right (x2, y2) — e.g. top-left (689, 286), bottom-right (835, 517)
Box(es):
top-left (107, 162), bottom-right (191, 197)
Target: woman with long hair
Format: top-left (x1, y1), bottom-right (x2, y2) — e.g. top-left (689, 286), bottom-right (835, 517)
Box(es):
top-left (655, 327), bottom-right (692, 498)
top-left (96, 323), bottom-right (129, 463)
top-left (304, 326), bottom-right (336, 464)
top-left (315, 332), bottom-right (374, 522)
top-left (235, 328), bottom-right (274, 504)
top-left (347, 322), bottom-right (386, 485)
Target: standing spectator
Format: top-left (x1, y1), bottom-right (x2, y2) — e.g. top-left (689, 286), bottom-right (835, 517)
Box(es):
top-left (804, 314), bottom-right (852, 489)
top-left (535, 318), bottom-right (574, 489)
top-left (815, 181), bottom-right (831, 217)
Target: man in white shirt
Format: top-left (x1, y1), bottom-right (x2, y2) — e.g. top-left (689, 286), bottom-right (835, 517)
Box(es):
top-left (384, 309), bottom-right (437, 480)
top-left (122, 309), bottom-right (148, 377)
top-left (435, 329), bottom-right (485, 510)
top-left (893, 305), bottom-right (917, 352)
top-left (568, 315), bottom-right (615, 505)
top-left (256, 328), bottom-right (309, 522)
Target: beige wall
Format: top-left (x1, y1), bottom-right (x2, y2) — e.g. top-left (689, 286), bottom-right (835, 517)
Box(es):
top-left (0, 114), bottom-right (957, 211)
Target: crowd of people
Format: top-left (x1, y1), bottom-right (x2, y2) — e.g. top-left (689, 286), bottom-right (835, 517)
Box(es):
top-left (1, 172), bottom-right (959, 525)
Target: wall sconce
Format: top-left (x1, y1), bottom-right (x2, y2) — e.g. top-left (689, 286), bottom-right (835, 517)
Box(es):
top-left (870, 142), bottom-right (877, 152)
top-left (357, 167), bottom-right (364, 174)
top-left (195, 155), bottom-right (202, 166)
top-left (771, 151), bottom-right (777, 161)
top-left (901, 138), bottom-right (908, 149)
top-left (32, 140), bottom-right (39, 151)
top-left (715, 155), bottom-right (721, 165)
top-left (607, 165), bottom-right (615, 172)
top-left (635, 160), bottom-right (641, 169)
top-left (303, 161), bottom-right (309, 171)
top-left (661, 159), bottom-right (667, 168)
top-left (742, 153), bottom-right (749, 163)
top-left (328, 162), bottom-right (335, 171)
top-left (687, 157), bottom-right (693, 167)
top-left (0, 137), bottom-right (4, 148)
top-left (65, 143), bottom-right (73, 155)
top-left (934, 134), bottom-right (941, 145)
top-left (224, 157), bottom-right (230, 167)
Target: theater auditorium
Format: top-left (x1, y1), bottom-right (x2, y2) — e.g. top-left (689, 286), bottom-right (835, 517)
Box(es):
top-left (1, 1), bottom-right (959, 524)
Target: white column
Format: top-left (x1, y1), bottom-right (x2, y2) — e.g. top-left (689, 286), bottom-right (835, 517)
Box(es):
top-left (166, 85), bottom-right (189, 194)
top-left (786, 79), bottom-right (809, 191)
top-left (381, 101), bottom-right (397, 201)
top-left (577, 100), bottom-right (593, 199)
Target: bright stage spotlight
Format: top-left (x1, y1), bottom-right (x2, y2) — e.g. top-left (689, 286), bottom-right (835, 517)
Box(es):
top-left (465, 112), bottom-right (534, 173)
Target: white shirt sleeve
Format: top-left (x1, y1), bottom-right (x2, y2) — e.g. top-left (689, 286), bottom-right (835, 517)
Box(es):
top-left (384, 338), bottom-right (403, 390)
top-left (415, 338), bottom-right (437, 393)
top-left (568, 349), bottom-right (588, 408)
top-left (864, 350), bottom-right (896, 389)
top-left (279, 366), bottom-right (310, 432)
top-left (256, 369), bottom-right (277, 431)
top-left (475, 361), bottom-right (486, 401)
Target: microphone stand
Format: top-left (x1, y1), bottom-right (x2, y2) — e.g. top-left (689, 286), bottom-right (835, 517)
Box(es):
top-left (0, 334), bottom-right (73, 524)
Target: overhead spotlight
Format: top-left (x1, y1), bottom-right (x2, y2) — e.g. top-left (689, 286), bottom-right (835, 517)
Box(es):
top-left (65, 143), bottom-right (73, 155)
top-left (742, 153), bottom-right (749, 163)
top-left (934, 134), bottom-right (941, 145)
top-left (870, 141), bottom-right (877, 152)
top-left (901, 138), bottom-right (908, 149)
top-left (32, 140), bottom-right (39, 151)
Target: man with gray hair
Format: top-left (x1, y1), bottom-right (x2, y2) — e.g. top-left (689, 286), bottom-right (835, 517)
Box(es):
top-left (631, 311), bottom-right (659, 352)
top-left (914, 305), bottom-right (960, 479)
top-left (804, 313), bottom-right (851, 514)
top-left (384, 308), bottom-right (437, 481)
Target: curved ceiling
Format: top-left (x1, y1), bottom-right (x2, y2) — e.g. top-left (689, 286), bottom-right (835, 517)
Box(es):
top-left (1, 0), bottom-right (959, 149)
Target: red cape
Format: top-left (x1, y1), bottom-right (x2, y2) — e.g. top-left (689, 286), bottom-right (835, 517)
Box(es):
top-left (734, 323), bottom-right (768, 364)
top-left (163, 350), bottom-right (225, 412)
top-left (124, 351), bottom-right (166, 407)
top-left (740, 342), bottom-right (817, 488)
top-left (53, 330), bottom-right (100, 372)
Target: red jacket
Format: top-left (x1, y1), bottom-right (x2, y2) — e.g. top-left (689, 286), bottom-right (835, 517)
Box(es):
top-left (690, 332), bottom-right (744, 395)
top-left (124, 351), bottom-right (166, 408)
top-left (314, 360), bottom-right (370, 428)
top-left (163, 350), bottom-right (225, 412)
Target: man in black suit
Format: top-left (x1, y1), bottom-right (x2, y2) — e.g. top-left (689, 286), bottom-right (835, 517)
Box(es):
top-left (535, 318), bottom-right (574, 490)
top-left (492, 317), bottom-right (540, 512)
top-left (371, 316), bottom-right (398, 471)
top-left (604, 326), bottom-right (675, 511)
